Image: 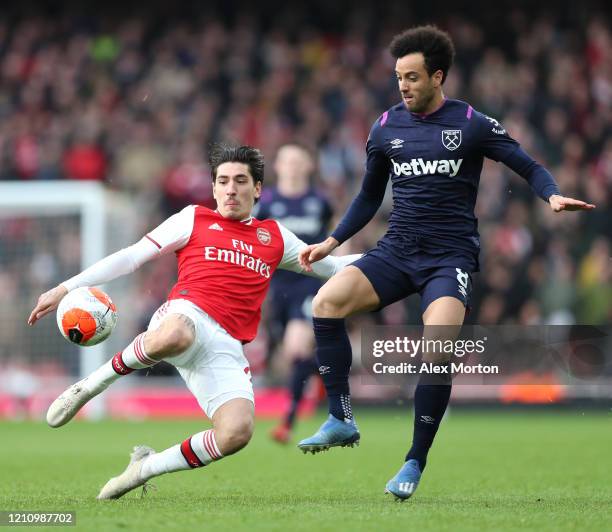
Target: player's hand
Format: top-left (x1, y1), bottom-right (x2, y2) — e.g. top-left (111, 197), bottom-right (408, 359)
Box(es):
top-left (548, 194), bottom-right (595, 212)
top-left (28, 284), bottom-right (68, 326)
top-left (298, 237), bottom-right (339, 272)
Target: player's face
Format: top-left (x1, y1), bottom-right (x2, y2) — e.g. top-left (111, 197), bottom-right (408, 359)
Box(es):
top-left (395, 53), bottom-right (443, 114)
top-left (213, 162), bottom-right (262, 220)
top-left (274, 145), bottom-right (313, 187)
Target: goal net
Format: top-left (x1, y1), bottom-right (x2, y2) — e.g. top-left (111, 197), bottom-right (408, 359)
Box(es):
top-left (0, 181), bottom-right (138, 419)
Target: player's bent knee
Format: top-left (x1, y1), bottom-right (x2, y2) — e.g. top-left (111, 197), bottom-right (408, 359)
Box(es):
top-left (312, 267), bottom-right (379, 318)
top-left (421, 330), bottom-right (457, 365)
top-left (164, 326), bottom-right (194, 353)
top-left (146, 318), bottom-right (195, 358)
top-left (211, 398), bottom-right (254, 455)
top-left (312, 291), bottom-right (345, 318)
top-left (215, 418), bottom-right (254, 455)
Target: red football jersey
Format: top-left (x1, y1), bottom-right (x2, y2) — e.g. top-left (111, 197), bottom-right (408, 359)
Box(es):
top-left (62, 206), bottom-right (360, 343)
top-left (146, 206), bottom-right (285, 342)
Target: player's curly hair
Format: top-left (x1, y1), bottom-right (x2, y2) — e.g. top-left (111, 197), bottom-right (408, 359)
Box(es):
top-left (389, 25), bottom-right (455, 83)
top-left (209, 143), bottom-right (265, 185)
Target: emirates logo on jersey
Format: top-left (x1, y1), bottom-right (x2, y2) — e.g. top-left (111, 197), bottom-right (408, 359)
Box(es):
top-left (257, 227), bottom-right (271, 245)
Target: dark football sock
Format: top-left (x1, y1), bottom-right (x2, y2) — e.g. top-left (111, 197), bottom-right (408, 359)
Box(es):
top-left (285, 357), bottom-right (317, 427)
top-left (313, 317), bottom-right (353, 421)
top-left (406, 373), bottom-right (452, 471)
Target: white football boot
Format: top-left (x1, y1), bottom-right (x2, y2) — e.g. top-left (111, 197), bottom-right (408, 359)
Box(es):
top-left (46, 377), bottom-right (99, 427)
top-left (97, 446), bottom-right (156, 500)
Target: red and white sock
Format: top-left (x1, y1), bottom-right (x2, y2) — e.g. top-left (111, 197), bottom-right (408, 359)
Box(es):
top-left (86, 333), bottom-right (156, 393)
top-left (140, 430), bottom-right (223, 480)
top-left (119, 333), bottom-right (157, 370)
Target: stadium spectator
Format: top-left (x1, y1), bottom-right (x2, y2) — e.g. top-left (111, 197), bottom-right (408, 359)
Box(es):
top-left (0, 1), bottom-right (609, 403)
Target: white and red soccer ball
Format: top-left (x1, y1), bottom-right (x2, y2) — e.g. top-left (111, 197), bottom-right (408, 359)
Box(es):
top-left (56, 287), bottom-right (118, 346)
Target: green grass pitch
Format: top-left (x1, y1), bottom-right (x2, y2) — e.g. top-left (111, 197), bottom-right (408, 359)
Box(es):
top-left (1, 410), bottom-right (610, 531)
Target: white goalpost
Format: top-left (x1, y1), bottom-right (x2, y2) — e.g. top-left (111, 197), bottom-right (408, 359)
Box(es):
top-left (0, 181), bottom-right (137, 419)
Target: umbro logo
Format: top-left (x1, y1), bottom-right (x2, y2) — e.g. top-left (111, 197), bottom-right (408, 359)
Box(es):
top-left (390, 138), bottom-right (404, 149)
top-left (318, 365), bottom-right (331, 375)
top-left (208, 223), bottom-right (223, 231)
top-left (420, 415), bottom-right (435, 424)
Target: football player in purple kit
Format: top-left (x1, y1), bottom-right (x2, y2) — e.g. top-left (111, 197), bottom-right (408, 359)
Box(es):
top-left (296, 25), bottom-right (595, 500)
top-left (255, 144), bottom-right (333, 443)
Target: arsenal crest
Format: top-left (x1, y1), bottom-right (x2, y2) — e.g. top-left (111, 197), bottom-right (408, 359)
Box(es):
top-left (257, 227), bottom-right (271, 245)
top-left (442, 130), bottom-right (462, 151)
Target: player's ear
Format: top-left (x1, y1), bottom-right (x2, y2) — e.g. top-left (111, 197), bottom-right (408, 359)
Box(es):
top-left (432, 69), bottom-right (444, 87)
top-left (254, 181), bottom-right (262, 199)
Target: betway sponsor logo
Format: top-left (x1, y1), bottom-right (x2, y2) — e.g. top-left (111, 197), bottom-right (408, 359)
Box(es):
top-left (392, 158), bottom-right (463, 177)
top-left (204, 246), bottom-right (271, 278)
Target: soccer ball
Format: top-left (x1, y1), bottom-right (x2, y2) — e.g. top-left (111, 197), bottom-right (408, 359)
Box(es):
top-left (56, 287), bottom-right (118, 346)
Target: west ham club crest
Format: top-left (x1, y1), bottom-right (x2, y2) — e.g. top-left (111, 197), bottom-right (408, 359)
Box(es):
top-left (442, 130), bottom-right (462, 151)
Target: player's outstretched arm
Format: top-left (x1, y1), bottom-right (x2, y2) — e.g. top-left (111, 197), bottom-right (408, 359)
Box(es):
top-left (27, 239), bottom-right (159, 326)
top-left (28, 285), bottom-right (69, 325)
top-left (27, 206), bottom-right (194, 327)
top-left (548, 194), bottom-right (596, 212)
top-left (278, 224), bottom-right (360, 279)
top-left (316, 120), bottom-right (389, 259)
top-left (478, 113), bottom-right (596, 213)
top-left (298, 236), bottom-right (339, 272)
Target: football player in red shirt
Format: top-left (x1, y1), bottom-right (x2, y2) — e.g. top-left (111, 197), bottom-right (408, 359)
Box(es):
top-left (28, 144), bottom-right (359, 500)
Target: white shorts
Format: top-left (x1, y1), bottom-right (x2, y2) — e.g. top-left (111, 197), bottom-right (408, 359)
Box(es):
top-left (147, 299), bottom-right (254, 418)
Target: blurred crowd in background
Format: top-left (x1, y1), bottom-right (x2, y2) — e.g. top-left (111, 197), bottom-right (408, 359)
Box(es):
top-left (0, 0), bottom-right (610, 380)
